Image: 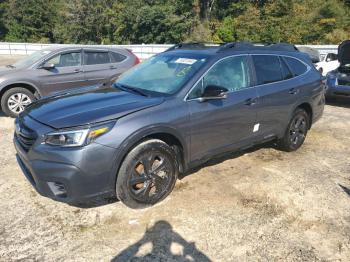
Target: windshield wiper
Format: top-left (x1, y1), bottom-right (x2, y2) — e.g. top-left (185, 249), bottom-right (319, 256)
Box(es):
top-left (115, 83), bottom-right (148, 97)
top-left (6, 64), bottom-right (15, 68)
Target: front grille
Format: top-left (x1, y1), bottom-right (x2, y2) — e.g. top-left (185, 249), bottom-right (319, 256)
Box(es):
top-left (15, 121), bottom-right (37, 152)
top-left (338, 79), bottom-right (350, 86)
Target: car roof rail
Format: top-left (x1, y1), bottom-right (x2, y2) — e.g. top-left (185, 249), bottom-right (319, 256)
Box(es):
top-left (164, 42), bottom-right (222, 52)
top-left (217, 42), bottom-right (299, 52)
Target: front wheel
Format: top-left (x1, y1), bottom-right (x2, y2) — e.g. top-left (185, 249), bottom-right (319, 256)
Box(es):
top-left (116, 139), bottom-right (178, 209)
top-left (278, 108), bottom-right (310, 152)
top-left (1, 87), bottom-right (35, 118)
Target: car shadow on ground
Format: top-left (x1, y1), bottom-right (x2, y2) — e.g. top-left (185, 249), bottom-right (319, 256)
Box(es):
top-left (111, 220), bottom-right (211, 262)
top-left (326, 98), bottom-right (350, 109)
top-left (339, 184), bottom-right (350, 198)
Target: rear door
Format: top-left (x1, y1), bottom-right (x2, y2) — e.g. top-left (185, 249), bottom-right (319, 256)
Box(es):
top-left (109, 51), bottom-right (130, 83)
top-left (83, 49), bottom-right (117, 86)
top-left (37, 49), bottom-right (86, 96)
top-left (187, 55), bottom-right (259, 161)
top-left (252, 55), bottom-right (305, 138)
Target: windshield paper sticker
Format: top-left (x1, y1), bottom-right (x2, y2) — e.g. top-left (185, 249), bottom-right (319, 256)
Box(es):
top-left (175, 58), bottom-right (197, 65)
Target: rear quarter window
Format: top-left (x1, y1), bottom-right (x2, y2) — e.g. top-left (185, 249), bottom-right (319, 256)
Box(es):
top-left (284, 57), bottom-right (308, 76)
top-left (110, 52), bottom-right (127, 63)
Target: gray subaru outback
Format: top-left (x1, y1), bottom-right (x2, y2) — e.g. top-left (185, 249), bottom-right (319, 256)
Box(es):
top-left (14, 42), bottom-right (325, 209)
top-left (0, 46), bottom-right (140, 117)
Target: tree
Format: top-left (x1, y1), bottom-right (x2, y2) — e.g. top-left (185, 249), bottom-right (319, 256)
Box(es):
top-left (3, 0), bottom-right (61, 43)
top-left (54, 0), bottom-right (115, 44)
top-left (112, 0), bottom-right (195, 44)
top-left (0, 0), bottom-right (348, 44)
top-left (0, 0), bottom-right (6, 40)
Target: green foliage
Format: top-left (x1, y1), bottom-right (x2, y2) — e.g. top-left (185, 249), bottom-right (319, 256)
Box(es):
top-left (0, 0), bottom-right (349, 44)
top-left (3, 0), bottom-right (62, 42)
top-left (0, 1), bottom-right (6, 40)
top-left (112, 0), bottom-right (194, 44)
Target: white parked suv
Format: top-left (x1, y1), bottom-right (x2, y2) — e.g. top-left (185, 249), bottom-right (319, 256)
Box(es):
top-left (315, 53), bottom-right (340, 76)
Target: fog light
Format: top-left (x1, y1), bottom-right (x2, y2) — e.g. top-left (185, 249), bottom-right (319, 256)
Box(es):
top-left (48, 182), bottom-right (67, 198)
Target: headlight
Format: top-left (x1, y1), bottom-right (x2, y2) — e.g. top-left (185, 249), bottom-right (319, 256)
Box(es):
top-left (44, 122), bottom-right (115, 147)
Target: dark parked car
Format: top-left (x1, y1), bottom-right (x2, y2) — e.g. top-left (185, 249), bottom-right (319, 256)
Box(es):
top-left (14, 42), bottom-right (325, 209)
top-left (0, 46), bottom-right (140, 117)
top-left (326, 40), bottom-right (350, 99)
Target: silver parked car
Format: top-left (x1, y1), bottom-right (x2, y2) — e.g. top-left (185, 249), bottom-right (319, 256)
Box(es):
top-left (0, 46), bottom-right (140, 117)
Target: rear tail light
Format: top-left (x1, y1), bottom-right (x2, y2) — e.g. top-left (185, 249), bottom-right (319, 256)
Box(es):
top-left (134, 56), bottom-right (141, 65)
top-left (126, 48), bottom-right (140, 65)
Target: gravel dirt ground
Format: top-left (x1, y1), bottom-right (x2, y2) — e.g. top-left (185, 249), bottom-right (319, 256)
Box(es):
top-left (0, 55), bottom-right (349, 261)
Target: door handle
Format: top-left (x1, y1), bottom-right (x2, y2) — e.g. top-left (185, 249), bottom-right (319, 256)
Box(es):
top-left (74, 69), bottom-right (82, 73)
top-left (244, 98), bottom-right (257, 106)
top-left (288, 88), bottom-right (299, 95)
top-left (110, 65), bottom-right (117, 69)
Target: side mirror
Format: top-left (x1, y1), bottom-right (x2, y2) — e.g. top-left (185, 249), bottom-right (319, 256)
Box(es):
top-left (199, 85), bottom-right (228, 102)
top-left (41, 63), bottom-right (55, 70)
top-left (326, 58), bottom-right (331, 62)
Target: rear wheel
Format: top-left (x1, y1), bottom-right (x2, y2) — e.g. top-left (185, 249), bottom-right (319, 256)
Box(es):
top-left (278, 108), bottom-right (309, 152)
top-left (1, 87), bottom-right (35, 118)
top-left (116, 139), bottom-right (178, 209)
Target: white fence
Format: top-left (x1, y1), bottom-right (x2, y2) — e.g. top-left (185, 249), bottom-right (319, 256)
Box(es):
top-left (0, 42), bottom-right (337, 59)
top-left (0, 42), bottom-right (173, 60)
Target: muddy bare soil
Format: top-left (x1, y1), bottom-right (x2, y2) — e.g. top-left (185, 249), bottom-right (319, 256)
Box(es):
top-left (0, 56), bottom-right (349, 261)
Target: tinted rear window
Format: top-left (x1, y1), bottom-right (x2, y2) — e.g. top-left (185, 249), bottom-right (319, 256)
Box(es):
top-left (110, 52), bottom-right (127, 63)
top-left (280, 57), bottom-right (293, 80)
top-left (252, 55), bottom-right (283, 85)
top-left (284, 57), bottom-right (308, 76)
top-left (84, 51), bottom-right (111, 65)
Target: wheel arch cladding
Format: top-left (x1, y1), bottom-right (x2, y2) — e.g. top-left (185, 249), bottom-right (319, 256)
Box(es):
top-left (297, 102), bottom-right (313, 128)
top-left (0, 83), bottom-right (39, 101)
top-left (113, 130), bottom-right (186, 188)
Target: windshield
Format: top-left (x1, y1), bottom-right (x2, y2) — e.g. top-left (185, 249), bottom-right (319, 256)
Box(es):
top-left (116, 53), bottom-right (209, 95)
top-left (12, 50), bottom-right (52, 69)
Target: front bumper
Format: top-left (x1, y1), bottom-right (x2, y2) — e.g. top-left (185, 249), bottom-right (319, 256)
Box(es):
top-left (13, 117), bottom-right (119, 206)
top-left (326, 78), bottom-right (350, 98)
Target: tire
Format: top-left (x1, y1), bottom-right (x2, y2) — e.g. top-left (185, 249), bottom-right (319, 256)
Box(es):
top-left (1, 87), bottom-right (35, 118)
top-left (116, 139), bottom-right (178, 209)
top-left (278, 108), bottom-right (310, 152)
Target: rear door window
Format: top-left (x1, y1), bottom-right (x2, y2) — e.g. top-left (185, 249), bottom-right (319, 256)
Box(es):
top-left (84, 51), bottom-right (111, 65)
top-left (110, 52), bottom-right (127, 63)
top-left (252, 55), bottom-right (283, 85)
top-left (284, 57), bottom-right (308, 76)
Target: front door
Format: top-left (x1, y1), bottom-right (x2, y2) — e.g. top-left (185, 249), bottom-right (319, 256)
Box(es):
top-left (37, 50), bottom-right (86, 96)
top-left (187, 55), bottom-right (259, 161)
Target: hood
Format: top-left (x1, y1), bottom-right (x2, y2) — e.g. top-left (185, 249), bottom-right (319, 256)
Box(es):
top-left (338, 40), bottom-right (350, 65)
top-left (0, 66), bottom-right (21, 76)
top-left (24, 88), bottom-right (164, 129)
top-left (0, 66), bottom-right (12, 74)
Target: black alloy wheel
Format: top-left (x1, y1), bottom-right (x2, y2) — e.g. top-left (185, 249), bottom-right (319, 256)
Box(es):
top-left (116, 139), bottom-right (178, 209)
top-left (278, 108), bottom-right (310, 152)
top-left (128, 151), bottom-right (173, 203)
